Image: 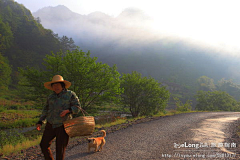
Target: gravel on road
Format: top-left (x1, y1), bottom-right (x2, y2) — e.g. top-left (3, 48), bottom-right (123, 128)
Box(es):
top-left (3, 112), bottom-right (240, 160)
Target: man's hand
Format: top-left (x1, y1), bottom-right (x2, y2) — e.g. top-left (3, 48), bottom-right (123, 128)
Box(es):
top-left (60, 110), bottom-right (70, 117)
top-left (36, 124), bottom-right (41, 131)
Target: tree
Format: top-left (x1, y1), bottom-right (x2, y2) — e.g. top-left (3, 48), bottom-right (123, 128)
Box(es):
top-left (59, 36), bottom-right (77, 53)
top-left (216, 78), bottom-right (240, 100)
top-left (120, 71), bottom-right (170, 117)
top-left (62, 50), bottom-right (122, 108)
top-left (0, 18), bottom-right (13, 51)
top-left (196, 76), bottom-right (216, 91)
top-left (35, 17), bottom-right (41, 24)
top-left (18, 67), bottom-right (51, 107)
top-left (195, 90), bottom-right (240, 111)
top-left (19, 48), bottom-right (122, 109)
top-left (0, 53), bottom-right (12, 91)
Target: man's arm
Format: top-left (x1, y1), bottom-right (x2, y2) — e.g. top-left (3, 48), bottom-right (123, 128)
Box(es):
top-left (36, 99), bottom-right (49, 130)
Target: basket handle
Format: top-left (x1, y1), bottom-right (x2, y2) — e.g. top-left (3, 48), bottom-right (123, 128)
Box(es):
top-left (80, 107), bottom-right (89, 116)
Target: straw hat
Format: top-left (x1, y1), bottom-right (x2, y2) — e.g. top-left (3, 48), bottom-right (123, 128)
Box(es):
top-left (44, 75), bottom-right (71, 90)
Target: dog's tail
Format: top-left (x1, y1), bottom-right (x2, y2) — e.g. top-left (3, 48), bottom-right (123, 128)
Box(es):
top-left (100, 130), bottom-right (106, 137)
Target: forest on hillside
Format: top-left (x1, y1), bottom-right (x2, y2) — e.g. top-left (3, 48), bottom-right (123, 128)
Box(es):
top-left (1, 0), bottom-right (240, 111)
top-left (0, 0), bottom-right (76, 86)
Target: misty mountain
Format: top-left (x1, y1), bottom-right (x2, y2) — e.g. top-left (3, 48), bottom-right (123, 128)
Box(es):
top-left (33, 5), bottom-right (240, 87)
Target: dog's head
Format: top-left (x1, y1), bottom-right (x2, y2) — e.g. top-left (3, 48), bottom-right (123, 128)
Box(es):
top-left (87, 138), bottom-right (96, 144)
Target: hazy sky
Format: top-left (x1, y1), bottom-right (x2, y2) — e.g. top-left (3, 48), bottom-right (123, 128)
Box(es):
top-left (15, 0), bottom-right (240, 56)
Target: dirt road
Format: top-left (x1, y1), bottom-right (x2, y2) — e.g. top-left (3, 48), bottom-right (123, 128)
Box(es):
top-left (5, 112), bottom-right (240, 160)
top-left (64, 112), bottom-right (240, 160)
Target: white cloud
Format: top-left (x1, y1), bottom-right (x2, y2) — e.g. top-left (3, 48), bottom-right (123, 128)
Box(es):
top-left (17, 0), bottom-right (240, 56)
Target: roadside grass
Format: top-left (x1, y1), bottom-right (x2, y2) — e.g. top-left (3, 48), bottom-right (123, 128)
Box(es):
top-left (95, 118), bottom-right (127, 129)
top-left (95, 110), bottom-right (195, 129)
top-left (160, 110), bottom-right (198, 116)
top-left (0, 110), bottom-right (41, 129)
top-left (0, 108), bottom-right (42, 156)
top-left (0, 126), bottom-right (44, 157)
top-left (0, 135), bottom-right (42, 157)
top-left (85, 104), bottom-right (128, 117)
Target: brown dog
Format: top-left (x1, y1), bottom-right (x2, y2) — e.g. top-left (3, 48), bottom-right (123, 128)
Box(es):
top-left (87, 130), bottom-right (106, 152)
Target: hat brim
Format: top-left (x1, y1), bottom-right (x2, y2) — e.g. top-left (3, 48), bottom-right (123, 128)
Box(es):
top-left (44, 80), bottom-right (71, 91)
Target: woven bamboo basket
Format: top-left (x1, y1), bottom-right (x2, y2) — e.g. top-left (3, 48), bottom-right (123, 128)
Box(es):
top-left (63, 116), bottom-right (95, 138)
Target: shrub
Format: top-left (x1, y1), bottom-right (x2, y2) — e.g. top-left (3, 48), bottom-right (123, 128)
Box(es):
top-left (174, 97), bottom-right (192, 112)
top-left (195, 90), bottom-right (240, 111)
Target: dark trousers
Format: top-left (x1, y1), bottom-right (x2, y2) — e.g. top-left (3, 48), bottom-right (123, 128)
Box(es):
top-left (40, 122), bottom-right (69, 160)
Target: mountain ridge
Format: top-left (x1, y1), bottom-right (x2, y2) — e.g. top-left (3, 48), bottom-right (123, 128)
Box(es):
top-left (32, 5), bottom-right (240, 87)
